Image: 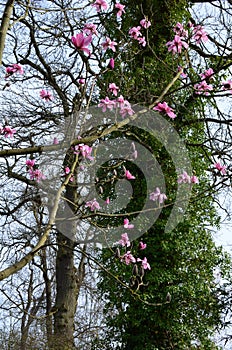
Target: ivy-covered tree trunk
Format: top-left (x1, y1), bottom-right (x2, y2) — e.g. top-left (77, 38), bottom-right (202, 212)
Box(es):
top-left (95, 0), bottom-right (232, 349)
top-left (53, 233), bottom-right (78, 350)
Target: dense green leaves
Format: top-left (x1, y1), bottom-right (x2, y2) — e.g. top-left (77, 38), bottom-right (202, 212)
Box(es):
top-left (94, 1), bottom-right (232, 349)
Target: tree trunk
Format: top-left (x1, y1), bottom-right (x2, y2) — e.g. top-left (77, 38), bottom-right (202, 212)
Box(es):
top-left (52, 170), bottom-right (85, 350)
top-left (53, 231), bottom-right (78, 350)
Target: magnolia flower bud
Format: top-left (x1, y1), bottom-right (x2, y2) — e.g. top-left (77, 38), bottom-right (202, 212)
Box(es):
top-left (166, 292), bottom-right (171, 303)
top-left (108, 58), bottom-right (114, 69)
top-left (132, 264), bottom-right (138, 276)
top-left (139, 266), bottom-right (144, 278)
top-left (115, 247), bottom-right (120, 259)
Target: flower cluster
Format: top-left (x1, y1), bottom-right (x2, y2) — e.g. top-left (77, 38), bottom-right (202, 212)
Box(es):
top-left (128, 17), bottom-right (151, 47)
top-left (166, 21), bottom-right (208, 56)
top-left (26, 159), bottom-right (46, 182)
top-left (192, 25), bottom-right (208, 44)
top-left (153, 102), bottom-right (176, 119)
top-left (98, 94), bottom-right (134, 118)
top-left (85, 198), bottom-right (101, 211)
top-left (149, 187), bottom-right (167, 204)
top-left (73, 143), bottom-right (94, 160)
top-left (129, 25), bottom-right (147, 47)
top-left (63, 166), bottom-right (74, 182)
top-left (5, 64), bottom-right (24, 78)
top-left (194, 80), bottom-right (213, 96)
top-left (178, 171), bottom-right (199, 184)
top-left (140, 18), bottom-right (151, 29)
top-left (173, 22), bottom-right (188, 38)
top-left (0, 125), bottom-right (16, 138)
top-left (116, 232), bottom-right (151, 270)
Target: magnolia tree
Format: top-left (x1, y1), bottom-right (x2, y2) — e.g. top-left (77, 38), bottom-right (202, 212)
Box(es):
top-left (0, 0), bottom-right (232, 349)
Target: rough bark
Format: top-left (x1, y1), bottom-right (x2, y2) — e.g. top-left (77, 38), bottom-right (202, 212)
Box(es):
top-left (53, 233), bottom-right (78, 350)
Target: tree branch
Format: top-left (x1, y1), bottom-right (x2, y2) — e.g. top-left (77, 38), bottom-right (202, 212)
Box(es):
top-left (0, 0), bottom-right (15, 65)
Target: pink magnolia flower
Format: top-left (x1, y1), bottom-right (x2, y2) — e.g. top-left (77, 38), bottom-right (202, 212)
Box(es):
top-left (71, 33), bottom-right (92, 56)
top-left (138, 241), bottom-right (147, 250)
top-left (83, 23), bottom-right (98, 36)
top-left (121, 251), bottom-right (136, 265)
top-left (74, 144), bottom-right (94, 160)
top-left (98, 96), bottom-right (116, 112)
top-left (108, 58), bottom-right (115, 69)
top-left (166, 35), bottom-right (189, 55)
top-left (53, 137), bottom-right (59, 144)
top-left (137, 257), bottom-right (151, 270)
top-left (137, 36), bottom-right (146, 47)
top-left (173, 22), bottom-right (188, 38)
top-left (194, 81), bottom-right (213, 95)
top-left (3, 126), bottom-right (16, 138)
top-left (116, 95), bottom-right (125, 108)
top-left (26, 159), bottom-right (35, 168)
top-left (92, 0), bottom-right (108, 12)
top-left (119, 100), bottom-right (135, 118)
top-left (101, 37), bottom-right (117, 52)
top-left (78, 78), bottom-right (85, 84)
top-left (178, 171), bottom-right (198, 184)
top-left (214, 162), bottom-right (226, 175)
top-left (125, 169), bottom-right (135, 180)
top-left (108, 83), bottom-right (119, 96)
top-left (5, 64), bottom-right (24, 77)
top-left (118, 233), bottom-right (130, 247)
top-left (115, 3), bottom-right (125, 17)
top-left (123, 218), bottom-right (134, 229)
top-left (29, 169), bottom-right (46, 181)
top-left (105, 197), bottom-right (110, 204)
top-left (40, 89), bottom-right (53, 101)
top-left (222, 79), bottom-right (232, 93)
top-left (129, 26), bottom-right (142, 39)
top-left (62, 167), bottom-right (74, 181)
top-left (191, 175), bottom-right (199, 184)
top-left (153, 102), bottom-right (176, 119)
top-left (178, 171), bottom-right (191, 184)
top-left (140, 18), bottom-right (151, 29)
top-left (192, 25), bottom-right (208, 44)
top-left (85, 198), bottom-right (101, 211)
top-left (200, 68), bottom-right (214, 80)
top-left (64, 166), bottom-right (71, 174)
top-left (149, 187), bottom-right (167, 204)
top-left (79, 144), bottom-right (94, 160)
